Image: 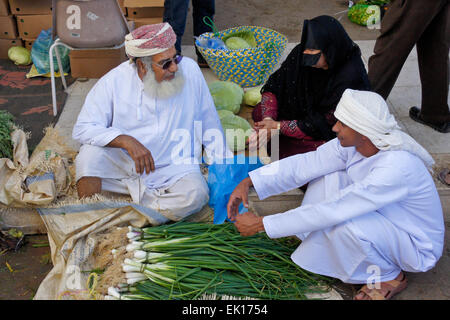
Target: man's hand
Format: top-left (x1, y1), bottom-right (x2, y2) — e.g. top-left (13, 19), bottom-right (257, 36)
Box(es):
top-left (234, 211), bottom-right (265, 237)
top-left (227, 177), bottom-right (252, 221)
top-left (107, 135), bottom-right (155, 174)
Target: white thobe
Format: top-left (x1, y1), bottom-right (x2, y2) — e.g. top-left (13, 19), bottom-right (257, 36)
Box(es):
top-left (249, 138), bottom-right (444, 284)
top-left (72, 57), bottom-right (233, 190)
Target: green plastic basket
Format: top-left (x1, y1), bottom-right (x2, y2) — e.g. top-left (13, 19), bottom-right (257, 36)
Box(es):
top-left (196, 26), bottom-right (287, 88)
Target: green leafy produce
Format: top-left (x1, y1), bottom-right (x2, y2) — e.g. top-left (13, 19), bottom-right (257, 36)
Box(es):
top-left (214, 93), bottom-right (252, 151)
top-left (222, 31), bottom-right (257, 48)
top-left (220, 112), bottom-right (252, 152)
top-left (105, 222), bottom-right (332, 300)
top-left (208, 81), bottom-right (244, 114)
top-left (348, 3), bottom-right (381, 26)
top-left (0, 110), bottom-right (15, 160)
top-left (225, 37), bottom-right (251, 50)
top-left (217, 109), bottom-right (234, 119)
top-left (243, 86), bottom-right (263, 106)
top-left (217, 109), bottom-right (252, 151)
top-left (8, 46), bottom-right (32, 66)
top-left (7, 228), bottom-right (23, 239)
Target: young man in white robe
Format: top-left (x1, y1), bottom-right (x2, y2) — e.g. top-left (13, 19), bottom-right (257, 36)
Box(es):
top-left (72, 23), bottom-right (233, 222)
top-left (227, 89), bottom-right (444, 300)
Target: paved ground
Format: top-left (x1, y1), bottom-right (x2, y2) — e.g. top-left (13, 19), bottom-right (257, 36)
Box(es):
top-left (1, 0), bottom-right (449, 300)
top-left (182, 0), bottom-right (381, 44)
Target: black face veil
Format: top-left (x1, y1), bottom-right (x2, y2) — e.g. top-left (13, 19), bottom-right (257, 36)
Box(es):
top-left (261, 15), bottom-right (361, 141)
top-left (301, 25), bottom-right (321, 67)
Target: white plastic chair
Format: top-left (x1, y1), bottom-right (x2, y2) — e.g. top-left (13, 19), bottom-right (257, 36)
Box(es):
top-left (49, 0), bottom-right (130, 116)
top-left (49, 41), bottom-right (125, 116)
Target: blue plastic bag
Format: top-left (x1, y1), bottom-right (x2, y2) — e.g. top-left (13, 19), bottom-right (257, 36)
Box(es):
top-left (195, 36), bottom-right (228, 51)
top-left (31, 28), bottom-right (70, 74)
top-left (207, 155), bottom-right (264, 224)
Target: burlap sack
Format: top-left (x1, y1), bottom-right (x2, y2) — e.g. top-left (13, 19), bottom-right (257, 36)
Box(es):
top-left (0, 128), bottom-right (72, 208)
top-left (33, 199), bottom-right (213, 300)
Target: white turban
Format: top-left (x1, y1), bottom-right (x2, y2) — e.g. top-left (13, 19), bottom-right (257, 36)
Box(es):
top-left (334, 89), bottom-right (435, 169)
top-left (125, 23), bottom-right (176, 58)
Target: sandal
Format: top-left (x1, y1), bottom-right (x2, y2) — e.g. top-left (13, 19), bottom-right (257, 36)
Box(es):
top-left (409, 107), bottom-right (450, 133)
top-left (438, 169), bottom-right (450, 187)
top-left (354, 272), bottom-right (408, 300)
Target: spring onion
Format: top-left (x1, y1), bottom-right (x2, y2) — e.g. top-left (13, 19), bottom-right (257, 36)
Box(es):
top-left (104, 221), bottom-right (333, 300)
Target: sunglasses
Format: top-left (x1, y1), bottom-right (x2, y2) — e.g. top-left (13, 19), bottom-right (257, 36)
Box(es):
top-left (152, 54), bottom-right (183, 70)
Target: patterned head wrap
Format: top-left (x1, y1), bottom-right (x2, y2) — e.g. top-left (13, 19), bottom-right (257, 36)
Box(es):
top-left (125, 23), bottom-right (176, 57)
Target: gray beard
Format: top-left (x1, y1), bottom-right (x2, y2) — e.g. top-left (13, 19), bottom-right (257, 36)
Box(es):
top-left (142, 65), bottom-right (185, 100)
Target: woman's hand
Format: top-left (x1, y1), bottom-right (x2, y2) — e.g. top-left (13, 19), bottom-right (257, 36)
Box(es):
top-left (254, 118), bottom-right (279, 131)
top-left (248, 118), bottom-right (280, 149)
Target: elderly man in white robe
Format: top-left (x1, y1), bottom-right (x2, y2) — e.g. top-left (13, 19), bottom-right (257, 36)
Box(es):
top-left (73, 23), bottom-right (232, 222)
top-left (227, 89), bottom-right (444, 300)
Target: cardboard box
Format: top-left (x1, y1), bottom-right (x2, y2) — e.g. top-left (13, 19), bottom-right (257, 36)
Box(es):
top-left (118, 0), bottom-right (127, 16)
top-left (0, 15), bottom-right (17, 39)
top-left (124, 0), bottom-right (164, 7)
top-left (22, 37), bottom-right (32, 49)
top-left (0, 0), bottom-right (10, 16)
top-left (69, 47), bottom-right (128, 78)
top-left (129, 17), bottom-right (163, 29)
top-left (8, 0), bottom-right (52, 15)
top-left (127, 6), bottom-right (164, 19)
top-left (0, 38), bottom-right (22, 58)
top-left (16, 14), bottom-right (52, 40)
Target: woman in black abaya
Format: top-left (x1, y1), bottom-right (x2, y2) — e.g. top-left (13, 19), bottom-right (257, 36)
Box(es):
top-left (250, 15), bottom-right (371, 159)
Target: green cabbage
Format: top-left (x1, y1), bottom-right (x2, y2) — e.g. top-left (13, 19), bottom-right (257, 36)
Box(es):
top-left (243, 86), bottom-right (263, 106)
top-left (222, 31), bottom-right (257, 47)
top-left (217, 109), bottom-right (235, 119)
top-left (208, 81), bottom-right (244, 114)
top-left (8, 46), bottom-right (32, 66)
top-left (220, 113), bottom-right (252, 152)
top-left (225, 37), bottom-right (251, 50)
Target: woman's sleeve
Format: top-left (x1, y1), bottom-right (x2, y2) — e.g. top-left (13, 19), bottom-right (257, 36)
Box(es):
top-left (262, 92), bottom-right (323, 141)
top-left (280, 120), bottom-right (315, 140)
top-left (259, 92), bottom-right (278, 120)
top-left (260, 92), bottom-right (316, 140)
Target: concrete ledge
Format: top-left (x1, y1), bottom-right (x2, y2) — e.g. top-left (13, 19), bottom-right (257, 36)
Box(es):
top-left (248, 187), bottom-right (304, 217)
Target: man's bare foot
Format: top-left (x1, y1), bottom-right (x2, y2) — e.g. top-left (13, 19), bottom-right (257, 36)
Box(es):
top-left (76, 176), bottom-right (101, 199)
top-left (354, 271), bottom-right (407, 300)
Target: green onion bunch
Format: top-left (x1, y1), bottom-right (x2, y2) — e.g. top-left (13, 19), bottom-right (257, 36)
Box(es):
top-left (0, 110), bottom-right (14, 160)
top-left (105, 222), bottom-right (332, 300)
